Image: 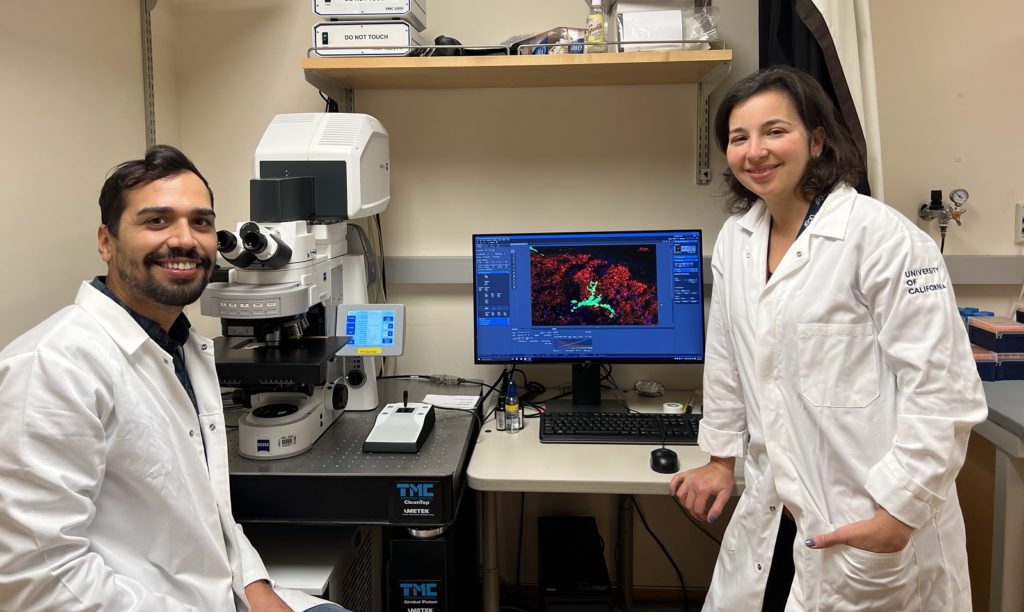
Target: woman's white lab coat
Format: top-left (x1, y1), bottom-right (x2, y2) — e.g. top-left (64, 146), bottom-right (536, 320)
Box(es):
top-left (698, 185), bottom-right (987, 611)
top-left (0, 282), bottom-right (318, 610)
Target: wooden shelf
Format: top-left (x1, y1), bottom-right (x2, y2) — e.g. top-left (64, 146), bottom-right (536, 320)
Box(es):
top-left (302, 49), bottom-right (732, 92)
top-left (301, 48), bottom-right (732, 184)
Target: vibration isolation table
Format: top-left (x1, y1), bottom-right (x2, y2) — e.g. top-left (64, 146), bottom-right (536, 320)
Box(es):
top-left (228, 379), bottom-right (476, 526)
top-left (227, 379), bottom-right (479, 610)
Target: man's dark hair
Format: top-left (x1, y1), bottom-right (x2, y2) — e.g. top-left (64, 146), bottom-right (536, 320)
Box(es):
top-left (713, 65), bottom-right (865, 214)
top-left (98, 145), bottom-right (214, 237)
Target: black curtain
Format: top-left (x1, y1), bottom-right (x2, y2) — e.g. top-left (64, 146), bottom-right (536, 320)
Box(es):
top-left (759, 0), bottom-right (871, 196)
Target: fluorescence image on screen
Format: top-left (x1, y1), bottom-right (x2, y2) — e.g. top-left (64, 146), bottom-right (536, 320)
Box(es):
top-left (530, 244), bottom-right (658, 326)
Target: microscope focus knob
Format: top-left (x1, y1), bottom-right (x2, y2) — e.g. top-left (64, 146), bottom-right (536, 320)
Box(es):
top-left (346, 368), bottom-right (366, 388)
top-left (332, 383), bottom-right (348, 411)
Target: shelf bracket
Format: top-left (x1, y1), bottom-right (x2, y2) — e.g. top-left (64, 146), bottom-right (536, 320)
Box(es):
top-left (140, 0), bottom-right (158, 149)
top-left (303, 69), bottom-right (355, 112)
top-left (340, 88), bottom-right (355, 112)
top-left (696, 61), bottom-right (730, 185)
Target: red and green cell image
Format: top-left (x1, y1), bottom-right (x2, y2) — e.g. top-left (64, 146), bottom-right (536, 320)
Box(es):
top-left (529, 244), bottom-right (658, 326)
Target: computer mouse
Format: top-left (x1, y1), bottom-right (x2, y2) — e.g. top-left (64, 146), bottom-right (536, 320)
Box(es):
top-left (650, 448), bottom-right (679, 474)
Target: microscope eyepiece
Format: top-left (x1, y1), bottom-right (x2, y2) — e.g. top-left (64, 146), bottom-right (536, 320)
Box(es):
top-left (216, 230), bottom-right (238, 253)
top-left (216, 229), bottom-right (256, 268)
top-left (242, 231), bottom-right (269, 255)
top-left (239, 222), bottom-right (266, 252)
top-left (237, 222), bottom-right (292, 269)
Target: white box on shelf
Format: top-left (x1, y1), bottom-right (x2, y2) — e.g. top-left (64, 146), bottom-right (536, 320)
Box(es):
top-left (313, 21), bottom-right (425, 56)
top-left (313, 0), bottom-right (426, 32)
top-left (616, 0), bottom-right (693, 12)
top-left (617, 3), bottom-right (715, 52)
top-left (619, 9), bottom-right (684, 51)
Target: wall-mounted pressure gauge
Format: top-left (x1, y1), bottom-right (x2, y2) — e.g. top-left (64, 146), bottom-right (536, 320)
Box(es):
top-left (950, 188), bottom-right (969, 205)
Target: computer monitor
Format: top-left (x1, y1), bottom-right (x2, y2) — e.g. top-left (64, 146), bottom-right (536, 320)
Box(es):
top-left (472, 229), bottom-right (705, 412)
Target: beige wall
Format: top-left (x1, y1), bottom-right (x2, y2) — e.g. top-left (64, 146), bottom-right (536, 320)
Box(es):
top-left (871, 0), bottom-right (1024, 317)
top-left (2, 0), bottom-right (1021, 598)
top-left (0, 1), bottom-right (145, 347)
top-left (153, 1), bottom-right (183, 146)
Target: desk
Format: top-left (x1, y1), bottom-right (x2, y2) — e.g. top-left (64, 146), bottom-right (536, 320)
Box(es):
top-left (469, 383), bottom-right (1021, 612)
top-left (467, 391), bottom-right (737, 612)
top-left (974, 381), bottom-right (1024, 612)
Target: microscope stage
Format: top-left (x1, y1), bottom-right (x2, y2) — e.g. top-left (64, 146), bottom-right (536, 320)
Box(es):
top-left (213, 335), bottom-right (350, 386)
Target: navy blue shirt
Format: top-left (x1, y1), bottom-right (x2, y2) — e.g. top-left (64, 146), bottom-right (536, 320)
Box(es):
top-left (91, 276), bottom-right (199, 414)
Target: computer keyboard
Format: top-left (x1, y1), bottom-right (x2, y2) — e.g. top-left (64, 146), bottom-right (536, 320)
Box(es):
top-left (539, 411), bottom-right (701, 445)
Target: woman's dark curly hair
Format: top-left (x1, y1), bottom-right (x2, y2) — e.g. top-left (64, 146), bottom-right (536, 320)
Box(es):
top-left (714, 65), bottom-right (865, 214)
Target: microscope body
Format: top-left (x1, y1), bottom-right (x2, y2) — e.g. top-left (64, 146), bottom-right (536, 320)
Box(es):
top-left (201, 220), bottom-right (361, 459)
top-left (199, 112), bottom-right (392, 459)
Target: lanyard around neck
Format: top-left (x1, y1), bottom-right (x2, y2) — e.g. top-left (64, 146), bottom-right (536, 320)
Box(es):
top-left (766, 193), bottom-right (826, 281)
top-left (795, 193), bottom-right (827, 240)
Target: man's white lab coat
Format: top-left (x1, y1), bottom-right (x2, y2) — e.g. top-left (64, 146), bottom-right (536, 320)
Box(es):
top-left (0, 282), bottom-right (321, 611)
top-left (699, 185), bottom-right (987, 610)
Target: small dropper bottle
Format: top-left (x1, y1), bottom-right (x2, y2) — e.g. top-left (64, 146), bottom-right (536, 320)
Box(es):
top-left (505, 380), bottom-right (522, 434)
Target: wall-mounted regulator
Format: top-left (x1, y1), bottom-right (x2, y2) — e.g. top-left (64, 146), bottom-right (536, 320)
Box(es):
top-left (919, 188), bottom-right (969, 252)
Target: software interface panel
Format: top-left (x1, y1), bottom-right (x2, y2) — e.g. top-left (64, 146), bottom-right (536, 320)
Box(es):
top-left (473, 230), bottom-right (704, 364)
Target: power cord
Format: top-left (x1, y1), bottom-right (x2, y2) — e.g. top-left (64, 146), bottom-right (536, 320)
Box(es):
top-left (372, 214), bottom-right (388, 303)
top-left (479, 368), bottom-right (510, 426)
top-left (600, 364), bottom-right (629, 410)
top-left (379, 374), bottom-right (483, 386)
top-left (671, 498), bottom-right (723, 546)
top-left (631, 495), bottom-right (690, 612)
top-left (510, 373), bottom-right (545, 405)
top-left (319, 90), bottom-right (339, 112)
top-left (431, 404), bottom-right (483, 431)
top-left (537, 387), bottom-right (572, 404)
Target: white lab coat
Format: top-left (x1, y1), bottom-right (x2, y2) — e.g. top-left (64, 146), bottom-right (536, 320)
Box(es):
top-left (0, 282), bottom-right (325, 611)
top-left (698, 185), bottom-right (987, 611)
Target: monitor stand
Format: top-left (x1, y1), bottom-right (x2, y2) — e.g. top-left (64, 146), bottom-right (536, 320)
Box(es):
top-left (544, 362), bottom-right (628, 413)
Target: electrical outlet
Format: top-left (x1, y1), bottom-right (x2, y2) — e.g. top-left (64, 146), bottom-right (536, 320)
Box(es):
top-left (1017, 202), bottom-right (1024, 244)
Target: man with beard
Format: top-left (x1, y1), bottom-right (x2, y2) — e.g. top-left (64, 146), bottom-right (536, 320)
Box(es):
top-left (0, 146), bottom-right (344, 612)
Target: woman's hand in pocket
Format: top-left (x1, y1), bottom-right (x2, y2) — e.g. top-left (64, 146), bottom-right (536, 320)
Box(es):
top-left (806, 506), bottom-right (912, 553)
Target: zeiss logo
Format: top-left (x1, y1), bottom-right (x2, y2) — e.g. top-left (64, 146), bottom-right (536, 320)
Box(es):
top-left (256, 439), bottom-right (270, 452)
top-left (397, 482), bottom-right (434, 498)
top-left (400, 582), bottom-right (438, 598)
